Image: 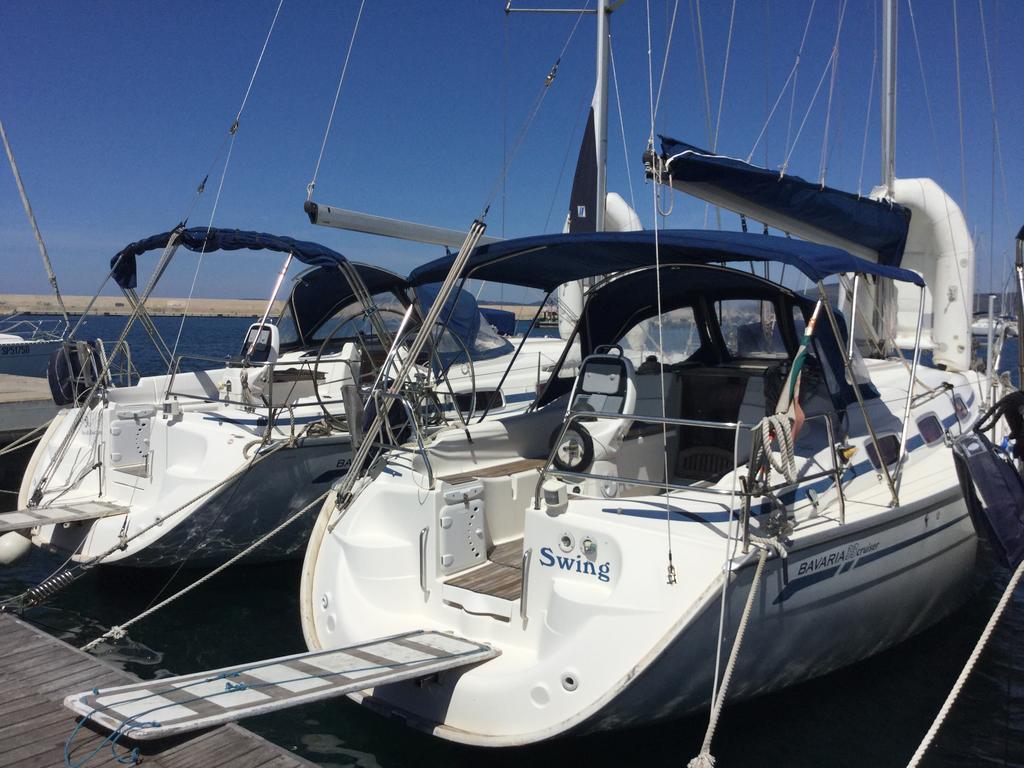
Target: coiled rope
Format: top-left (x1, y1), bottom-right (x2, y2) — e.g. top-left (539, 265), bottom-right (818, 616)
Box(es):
top-left (688, 545), bottom-right (771, 768)
top-left (758, 413), bottom-right (797, 484)
top-left (905, 558), bottom-right (1024, 768)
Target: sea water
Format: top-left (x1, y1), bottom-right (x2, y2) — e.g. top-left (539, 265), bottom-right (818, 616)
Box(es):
top-left (0, 314), bottom-right (1021, 767)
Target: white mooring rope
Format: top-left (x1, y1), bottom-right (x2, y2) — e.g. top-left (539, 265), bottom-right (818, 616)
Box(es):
top-left (80, 488), bottom-right (331, 652)
top-left (906, 558), bottom-right (1024, 768)
top-left (688, 545), bottom-right (771, 768)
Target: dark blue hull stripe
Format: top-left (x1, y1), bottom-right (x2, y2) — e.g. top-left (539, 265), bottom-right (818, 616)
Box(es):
top-left (202, 414), bottom-right (326, 427)
top-left (773, 512), bottom-right (969, 604)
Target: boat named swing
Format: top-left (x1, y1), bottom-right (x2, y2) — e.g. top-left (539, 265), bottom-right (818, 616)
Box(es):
top-left (288, 227), bottom-right (989, 745)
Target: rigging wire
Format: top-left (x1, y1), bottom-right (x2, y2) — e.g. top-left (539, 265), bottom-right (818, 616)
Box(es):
top-left (167, 0), bottom-right (287, 371)
top-left (691, 0), bottom-right (714, 152)
top-left (483, 3), bottom-right (591, 214)
top-left (817, 0), bottom-right (844, 186)
top-left (166, 136), bottom-right (239, 372)
top-left (703, 0), bottom-right (737, 231)
top-left (952, 0), bottom-right (969, 219)
top-left (905, 0), bottom-right (973, 326)
top-left (711, 0), bottom-right (736, 154)
top-left (762, 0), bottom-right (771, 168)
top-left (503, 7), bottom-right (509, 240)
top-left (690, 0), bottom-right (715, 228)
top-left (905, 0), bottom-right (946, 181)
top-left (651, 0), bottom-right (681, 125)
top-left (856, 0), bottom-right (879, 196)
top-left (977, 0), bottom-right (1012, 292)
top-left (645, 0), bottom-right (675, 586)
top-left (608, 35), bottom-right (637, 213)
top-left (306, 0), bottom-right (368, 200)
top-left (784, 0), bottom-right (818, 162)
top-left (745, 0), bottom-right (817, 164)
top-left (780, 0), bottom-right (847, 176)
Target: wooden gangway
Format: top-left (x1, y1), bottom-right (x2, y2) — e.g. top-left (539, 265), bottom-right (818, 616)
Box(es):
top-left (0, 612), bottom-right (318, 768)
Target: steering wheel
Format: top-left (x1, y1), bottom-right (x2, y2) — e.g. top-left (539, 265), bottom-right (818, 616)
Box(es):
top-left (381, 319), bottom-right (479, 427)
top-left (311, 306), bottom-right (408, 431)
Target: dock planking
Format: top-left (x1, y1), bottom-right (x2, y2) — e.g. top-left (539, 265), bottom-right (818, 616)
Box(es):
top-left (0, 613), bottom-right (317, 768)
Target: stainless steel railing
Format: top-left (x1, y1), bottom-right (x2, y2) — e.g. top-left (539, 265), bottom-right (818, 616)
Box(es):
top-left (532, 406), bottom-right (850, 553)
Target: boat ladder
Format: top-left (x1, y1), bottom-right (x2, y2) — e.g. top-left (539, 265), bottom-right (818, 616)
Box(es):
top-left (64, 630), bottom-right (498, 740)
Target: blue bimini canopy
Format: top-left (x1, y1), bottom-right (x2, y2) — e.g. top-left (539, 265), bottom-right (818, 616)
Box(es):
top-left (408, 229), bottom-right (925, 291)
top-left (111, 227), bottom-right (352, 290)
top-left (656, 137), bottom-right (912, 267)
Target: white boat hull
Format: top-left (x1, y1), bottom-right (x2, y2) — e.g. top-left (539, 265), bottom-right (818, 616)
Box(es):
top-left (581, 495), bottom-right (977, 733)
top-left (0, 337), bottom-right (60, 377)
top-left (105, 435), bottom-right (352, 568)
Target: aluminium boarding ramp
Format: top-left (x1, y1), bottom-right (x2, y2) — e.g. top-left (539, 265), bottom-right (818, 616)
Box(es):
top-left (64, 630), bottom-right (498, 740)
top-left (0, 500), bottom-right (128, 533)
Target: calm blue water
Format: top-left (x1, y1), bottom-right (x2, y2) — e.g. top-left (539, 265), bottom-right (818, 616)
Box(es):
top-left (1, 315), bottom-right (1022, 767)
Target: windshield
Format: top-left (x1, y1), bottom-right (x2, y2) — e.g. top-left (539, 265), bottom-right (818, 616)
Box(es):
top-left (277, 303), bottom-right (300, 348)
top-left (617, 307), bottom-right (702, 367)
top-left (311, 295), bottom-right (406, 343)
top-left (715, 299), bottom-right (789, 359)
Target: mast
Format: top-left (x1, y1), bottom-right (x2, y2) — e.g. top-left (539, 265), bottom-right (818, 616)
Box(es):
top-left (1016, 226), bottom-right (1024, 387)
top-left (1, 118), bottom-right (71, 327)
top-left (880, 0), bottom-right (897, 198)
top-left (593, 0), bottom-right (610, 232)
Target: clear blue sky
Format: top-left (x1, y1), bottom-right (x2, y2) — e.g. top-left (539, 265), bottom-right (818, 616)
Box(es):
top-left (2, 0), bottom-right (1021, 302)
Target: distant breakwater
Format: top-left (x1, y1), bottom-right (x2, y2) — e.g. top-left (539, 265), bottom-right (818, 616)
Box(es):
top-left (1, 294), bottom-right (544, 320)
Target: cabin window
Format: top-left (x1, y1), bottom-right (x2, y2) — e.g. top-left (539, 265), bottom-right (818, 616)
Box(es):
top-left (310, 294), bottom-right (405, 343)
top-left (865, 434), bottom-right (901, 469)
top-left (617, 307), bottom-right (701, 368)
top-left (954, 395), bottom-right (970, 423)
top-left (716, 299), bottom-right (788, 359)
top-left (452, 390), bottom-right (504, 414)
top-left (276, 304), bottom-right (300, 348)
top-left (916, 413), bottom-right (945, 445)
top-left (792, 305), bottom-right (806, 338)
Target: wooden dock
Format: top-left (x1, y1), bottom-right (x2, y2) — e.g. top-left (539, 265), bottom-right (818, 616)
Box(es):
top-left (0, 613), bottom-right (317, 768)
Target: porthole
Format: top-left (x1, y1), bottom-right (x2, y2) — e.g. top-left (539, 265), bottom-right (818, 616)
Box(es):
top-left (916, 413), bottom-right (944, 446)
top-left (954, 395), bottom-right (970, 423)
top-left (865, 434), bottom-right (901, 470)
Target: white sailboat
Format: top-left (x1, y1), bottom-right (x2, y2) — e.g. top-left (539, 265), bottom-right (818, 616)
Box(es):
top-left (291, 0), bottom-right (1000, 746)
top-left (2, 226), bottom-right (565, 573)
top-left (60, 0), bottom-right (1014, 754)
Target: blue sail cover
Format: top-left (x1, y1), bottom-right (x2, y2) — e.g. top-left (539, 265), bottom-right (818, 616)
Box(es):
top-left (479, 307), bottom-right (516, 336)
top-left (414, 284), bottom-right (513, 371)
top-left (657, 138), bottom-right (912, 267)
top-left (111, 227), bottom-right (352, 290)
top-left (408, 229), bottom-right (925, 290)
